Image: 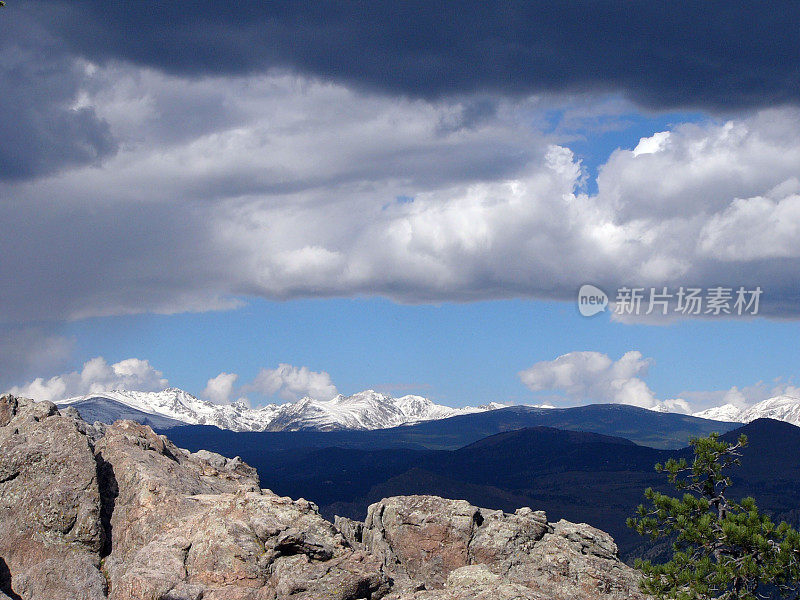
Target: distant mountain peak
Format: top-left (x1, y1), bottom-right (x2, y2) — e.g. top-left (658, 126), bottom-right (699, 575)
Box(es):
top-left (58, 387), bottom-right (502, 432)
top-left (693, 395), bottom-right (800, 427)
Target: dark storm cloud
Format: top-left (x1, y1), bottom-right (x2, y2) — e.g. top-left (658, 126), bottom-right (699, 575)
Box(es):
top-left (31, 0), bottom-right (800, 111)
top-left (0, 325), bottom-right (73, 390)
top-left (0, 10), bottom-right (116, 181)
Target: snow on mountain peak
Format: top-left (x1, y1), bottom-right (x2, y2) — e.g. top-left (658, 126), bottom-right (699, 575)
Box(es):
top-left (740, 395), bottom-right (800, 425)
top-left (57, 387), bottom-right (504, 432)
top-left (692, 403), bottom-right (745, 422)
top-left (692, 395), bottom-right (800, 427)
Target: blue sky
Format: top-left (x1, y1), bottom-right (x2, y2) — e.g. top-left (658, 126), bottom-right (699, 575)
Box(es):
top-left (59, 295), bottom-right (800, 410)
top-left (3, 3), bottom-right (800, 413)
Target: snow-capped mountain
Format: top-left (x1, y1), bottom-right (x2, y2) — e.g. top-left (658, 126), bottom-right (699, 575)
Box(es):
top-left (693, 395), bottom-right (800, 427)
top-left (692, 403), bottom-right (745, 422)
top-left (57, 388), bottom-right (504, 432)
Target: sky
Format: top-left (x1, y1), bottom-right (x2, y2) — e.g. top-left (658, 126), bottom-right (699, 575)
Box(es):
top-left (2, 2), bottom-right (800, 413)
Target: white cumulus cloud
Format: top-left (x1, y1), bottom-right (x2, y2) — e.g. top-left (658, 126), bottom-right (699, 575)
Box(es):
top-left (244, 363), bottom-right (339, 402)
top-left (5, 356), bottom-right (168, 403)
top-left (519, 350), bottom-right (688, 411)
top-left (202, 372), bottom-right (239, 404)
top-left (699, 193), bottom-right (800, 261)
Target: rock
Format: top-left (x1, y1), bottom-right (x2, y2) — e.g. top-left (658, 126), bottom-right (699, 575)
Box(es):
top-left (0, 397), bottom-right (647, 600)
top-left (0, 395), bottom-right (107, 600)
top-left (190, 448), bottom-right (246, 471)
top-left (468, 505), bottom-right (551, 566)
top-left (94, 420), bottom-right (390, 600)
top-left (0, 556), bottom-right (16, 600)
top-left (515, 519), bottom-right (645, 599)
top-left (353, 495), bottom-right (648, 600)
top-left (360, 495), bottom-right (479, 589)
top-left (0, 395), bottom-right (17, 427)
top-left (0, 397), bottom-right (390, 600)
top-left (12, 559), bottom-right (109, 600)
top-left (382, 565), bottom-right (550, 599)
top-left (551, 520), bottom-right (619, 559)
top-left (335, 515), bottom-right (365, 547)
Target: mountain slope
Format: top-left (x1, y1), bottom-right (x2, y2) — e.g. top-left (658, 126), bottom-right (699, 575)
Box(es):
top-left (60, 395), bottom-right (185, 429)
top-left (59, 388), bottom-right (282, 431)
top-left (372, 402), bottom-right (739, 450)
top-left (58, 387), bottom-right (502, 432)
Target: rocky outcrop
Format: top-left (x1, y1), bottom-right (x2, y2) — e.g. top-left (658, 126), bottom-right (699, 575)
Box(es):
top-left (0, 395), bottom-right (647, 600)
top-left (0, 396), bottom-right (389, 600)
top-left (337, 495), bottom-right (647, 600)
top-left (0, 396), bottom-right (107, 600)
top-left (97, 420), bottom-right (392, 599)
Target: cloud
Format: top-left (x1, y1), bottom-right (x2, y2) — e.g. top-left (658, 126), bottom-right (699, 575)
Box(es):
top-left (597, 114), bottom-right (800, 222)
top-left (0, 325), bottom-right (74, 389)
top-left (3, 60), bottom-right (800, 327)
top-left (202, 372), bottom-right (239, 404)
top-left (3, 356), bottom-right (338, 406)
top-left (699, 193), bottom-right (800, 261)
top-left (0, 10), bottom-right (116, 180)
top-left (519, 350), bottom-right (662, 408)
top-left (245, 364), bottom-right (338, 402)
top-left (0, 68), bottom-right (541, 322)
top-left (659, 399), bottom-right (692, 414)
top-left (5, 356), bottom-right (167, 403)
top-left (32, 1), bottom-right (800, 111)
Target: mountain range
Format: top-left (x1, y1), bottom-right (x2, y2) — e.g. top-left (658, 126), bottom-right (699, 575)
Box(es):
top-left (163, 401), bottom-right (740, 463)
top-left (57, 387), bottom-right (505, 432)
top-left (57, 387), bottom-right (800, 435)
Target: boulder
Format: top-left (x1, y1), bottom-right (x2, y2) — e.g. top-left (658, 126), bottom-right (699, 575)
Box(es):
top-left (360, 495), bottom-right (479, 589)
top-left (348, 495), bottom-right (648, 600)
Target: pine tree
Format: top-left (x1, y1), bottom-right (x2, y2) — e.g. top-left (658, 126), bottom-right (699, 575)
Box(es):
top-left (628, 433), bottom-right (800, 599)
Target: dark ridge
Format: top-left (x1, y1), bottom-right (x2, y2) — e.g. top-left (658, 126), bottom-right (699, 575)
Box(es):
top-left (460, 426), bottom-right (637, 451)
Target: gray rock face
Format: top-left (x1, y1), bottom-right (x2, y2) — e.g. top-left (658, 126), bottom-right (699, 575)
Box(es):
top-left (0, 395), bottom-right (107, 600)
top-left (0, 396), bottom-right (647, 600)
